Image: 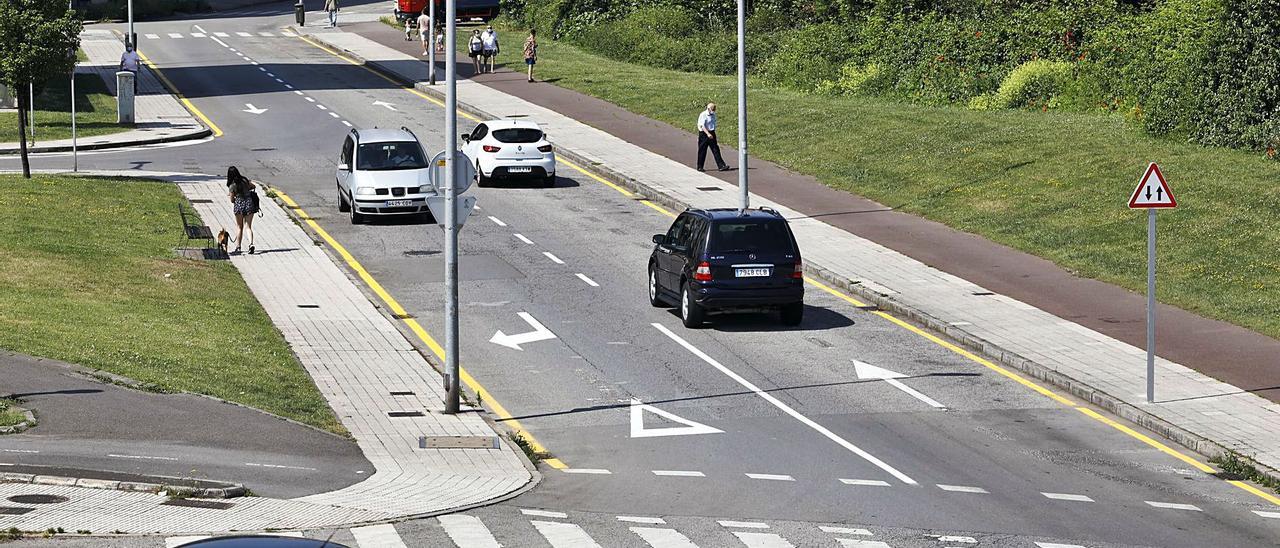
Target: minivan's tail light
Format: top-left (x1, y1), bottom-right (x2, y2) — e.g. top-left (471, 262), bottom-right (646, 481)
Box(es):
top-left (482, 145), bottom-right (501, 153)
top-left (537, 144), bottom-right (553, 153)
top-left (792, 261), bottom-right (804, 279)
top-left (694, 261), bottom-right (712, 281)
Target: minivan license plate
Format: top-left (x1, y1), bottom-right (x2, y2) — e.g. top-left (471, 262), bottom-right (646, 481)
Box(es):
top-left (386, 200), bottom-right (412, 207)
top-left (735, 268), bottom-right (771, 278)
top-left (508, 167), bottom-right (532, 173)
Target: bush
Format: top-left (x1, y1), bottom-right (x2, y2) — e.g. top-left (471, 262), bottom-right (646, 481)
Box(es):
top-left (757, 23), bottom-right (860, 92)
top-left (971, 59), bottom-right (1074, 110)
top-left (570, 6), bottom-right (737, 74)
top-left (818, 62), bottom-right (891, 96)
top-left (1191, 0), bottom-right (1280, 150)
top-left (78, 0), bottom-right (209, 21)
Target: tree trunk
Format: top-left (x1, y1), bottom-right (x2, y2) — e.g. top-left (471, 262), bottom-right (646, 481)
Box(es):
top-left (16, 82), bottom-right (31, 179)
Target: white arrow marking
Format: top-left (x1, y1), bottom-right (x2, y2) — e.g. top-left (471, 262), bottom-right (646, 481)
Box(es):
top-left (853, 360), bottom-right (946, 409)
top-left (489, 312), bottom-right (556, 350)
top-left (373, 100), bottom-right (399, 111)
top-left (242, 103), bottom-right (268, 114)
top-left (630, 399), bottom-right (723, 438)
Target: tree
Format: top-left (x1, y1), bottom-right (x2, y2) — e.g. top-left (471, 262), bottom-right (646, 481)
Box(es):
top-left (0, 0), bottom-right (82, 178)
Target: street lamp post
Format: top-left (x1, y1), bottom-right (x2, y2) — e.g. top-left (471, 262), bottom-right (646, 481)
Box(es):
top-left (128, 0), bottom-right (134, 48)
top-left (736, 0), bottom-right (748, 211)
top-left (428, 0), bottom-right (436, 85)
top-left (443, 0), bottom-right (460, 414)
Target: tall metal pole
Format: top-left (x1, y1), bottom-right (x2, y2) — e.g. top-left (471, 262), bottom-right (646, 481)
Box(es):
top-left (127, 0), bottom-right (135, 49)
top-left (736, 0), bottom-right (747, 211)
top-left (29, 84), bottom-right (35, 141)
top-left (428, 0), bottom-right (436, 85)
top-left (443, 0), bottom-right (460, 414)
top-left (1146, 208), bottom-right (1156, 403)
top-left (71, 72), bottom-right (77, 172)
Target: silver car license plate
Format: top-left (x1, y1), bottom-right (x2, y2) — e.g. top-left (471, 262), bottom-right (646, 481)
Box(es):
top-left (735, 268), bottom-right (771, 278)
top-left (386, 200), bottom-right (413, 207)
top-left (508, 166), bottom-right (532, 173)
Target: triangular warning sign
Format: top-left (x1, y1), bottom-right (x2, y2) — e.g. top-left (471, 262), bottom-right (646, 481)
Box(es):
top-left (1128, 162), bottom-right (1177, 209)
top-left (629, 399), bottom-right (723, 438)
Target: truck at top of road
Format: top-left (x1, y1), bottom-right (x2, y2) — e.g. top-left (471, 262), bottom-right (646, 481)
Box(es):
top-left (395, 0), bottom-right (499, 23)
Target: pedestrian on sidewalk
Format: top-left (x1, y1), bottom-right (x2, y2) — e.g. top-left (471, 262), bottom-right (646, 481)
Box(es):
top-left (435, 25), bottom-right (445, 53)
top-left (480, 25), bottom-right (499, 73)
top-left (324, 0), bottom-right (338, 28)
top-left (418, 11), bottom-right (433, 54)
top-left (468, 29), bottom-right (483, 74)
top-left (226, 166), bottom-right (258, 255)
top-left (404, 17), bottom-right (413, 41)
top-left (523, 29), bottom-right (538, 82)
top-left (119, 42), bottom-right (140, 96)
top-left (696, 102), bottom-right (730, 172)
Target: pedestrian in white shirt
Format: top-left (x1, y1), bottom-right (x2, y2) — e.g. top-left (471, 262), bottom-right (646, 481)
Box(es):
top-left (119, 43), bottom-right (141, 96)
top-left (480, 26), bottom-right (499, 73)
top-left (417, 12), bottom-right (432, 53)
top-left (324, 0), bottom-right (338, 28)
top-left (696, 103), bottom-right (729, 172)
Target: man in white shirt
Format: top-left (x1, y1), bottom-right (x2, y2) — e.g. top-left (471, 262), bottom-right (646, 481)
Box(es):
top-left (696, 102), bottom-right (729, 172)
top-left (119, 43), bottom-right (141, 96)
top-left (480, 26), bottom-right (499, 73)
top-left (416, 11), bottom-right (432, 54)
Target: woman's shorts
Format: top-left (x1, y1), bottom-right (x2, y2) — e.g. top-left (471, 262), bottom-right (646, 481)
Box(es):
top-left (525, 58), bottom-right (535, 65)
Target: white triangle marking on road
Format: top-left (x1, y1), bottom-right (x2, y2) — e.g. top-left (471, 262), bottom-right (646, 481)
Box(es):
top-left (351, 524), bottom-right (407, 548)
top-left (630, 398), bottom-right (723, 438)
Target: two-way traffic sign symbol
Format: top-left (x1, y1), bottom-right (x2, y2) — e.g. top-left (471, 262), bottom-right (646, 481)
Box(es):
top-left (1128, 162), bottom-right (1177, 208)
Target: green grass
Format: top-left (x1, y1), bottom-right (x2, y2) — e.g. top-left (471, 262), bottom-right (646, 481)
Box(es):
top-left (0, 72), bottom-right (122, 144)
top-left (482, 28), bottom-right (1280, 341)
top-left (0, 175), bottom-right (344, 434)
top-left (0, 399), bottom-right (27, 429)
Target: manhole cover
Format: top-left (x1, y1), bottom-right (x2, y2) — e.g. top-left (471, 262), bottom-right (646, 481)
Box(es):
top-left (161, 498), bottom-right (234, 510)
top-left (419, 436), bottom-right (500, 449)
top-left (388, 411), bottom-right (425, 417)
top-left (7, 494), bottom-right (68, 504)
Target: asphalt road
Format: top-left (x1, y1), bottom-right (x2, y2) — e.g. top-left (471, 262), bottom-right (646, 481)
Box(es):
top-left (3, 5), bottom-right (1279, 547)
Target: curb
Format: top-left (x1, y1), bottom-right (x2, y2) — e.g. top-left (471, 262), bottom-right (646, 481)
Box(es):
top-left (300, 31), bottom-right (1277, 479)
top-left (0, 127), bottom-right (212, 155)
top-left (0, 472), bottom-right (247, 499)
top-left (0, 406), bottom-right (36, 435)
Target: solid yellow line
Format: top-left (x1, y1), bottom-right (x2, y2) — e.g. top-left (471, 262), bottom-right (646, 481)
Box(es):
top-left (274, 190), bottom-right (564, 469)
top-left (1073, 407), bottom-right (1215, 473)
top-left (1227, 480), bottom-right (1280, 506)
top-left (133, 48), bottom-right (224, 137)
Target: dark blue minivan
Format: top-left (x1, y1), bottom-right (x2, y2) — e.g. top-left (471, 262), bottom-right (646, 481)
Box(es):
top-left (649, 207), bottom-right (804, 327)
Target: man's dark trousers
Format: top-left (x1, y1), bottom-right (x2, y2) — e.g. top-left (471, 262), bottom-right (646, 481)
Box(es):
top-left (697, 130), bottom-right (728, 171)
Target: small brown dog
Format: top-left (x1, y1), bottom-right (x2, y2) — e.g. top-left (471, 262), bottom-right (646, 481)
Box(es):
top-left (216, 229), bottom-right (231, 254)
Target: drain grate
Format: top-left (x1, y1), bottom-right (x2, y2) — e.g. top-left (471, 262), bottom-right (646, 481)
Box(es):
top-left (971, 292), bottom-right (996, 296)
top-left (392, 313), bottom-right (415, 320)
top-left (403, 250), bottom-right (439, 257)
top-left (390, 391), bottom-right (415, 396)
top-left (0, 507), bottom-right (33, 515)
top-left (805, 337), bottom-right (834, 348)
top-left (7, 494), bottom-right (68, 504)
top-left (297, 304), bottom-right (320, 309)
top-left (190, 199), bottom-right (214, 204)
top-left (388, 411), bottom-right (425, 417)
top-left (696, 186), bottom-right (723, 191)
top-left (419, 436), bottom-right (500, 449)
top-left (161, 499), bottom-right (234, 510)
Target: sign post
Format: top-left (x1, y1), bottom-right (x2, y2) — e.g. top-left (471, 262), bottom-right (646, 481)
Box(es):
top-left (1127, 162), bottom-right (1177, 403)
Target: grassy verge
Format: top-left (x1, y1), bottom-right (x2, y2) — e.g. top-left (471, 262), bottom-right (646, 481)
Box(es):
top-left (465, 24), bottom-right (1280, 341)
top-left (0, 72), bottom-right (122, 144)
top-left (0, 175), bottom-right (344, 434)
top-left (0, 399), bottom-right (27, 429)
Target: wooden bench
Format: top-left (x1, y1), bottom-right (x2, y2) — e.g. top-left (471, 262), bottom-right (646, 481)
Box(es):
top-left (178, 204), bottom-right (214, 241)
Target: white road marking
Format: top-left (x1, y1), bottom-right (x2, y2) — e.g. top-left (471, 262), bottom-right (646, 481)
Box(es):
top-left (275, 78), bottom-right (285, 83)
top-left (937, 484), bottom-right (988, 493)
top-left (317, 104), bottom-right (328, 110)
top-left (531, 520), bottom-right (603, 548)
top-left (935, 535), bottom-right (977, 543)
top-left (1, 449), bottom-right (38, 454)
top-left (305, 97), bottom-right (316, 103)
top-left (266, 72), bottom-right (275, 77)
top-left (228, 47), bottom-right (237, 52)
top-left (166, 536), bottom-right (208, 547)
top-left (653, 470), bottom-right (705, 477)
top-left (258, 67), bottom-right (267, 71)
top-left (145, 33), bottom-right (160, 39)
top-left (543, 251), bottom-right (565, 264)
top-left (514, 233), bottom-right (533, 244)
top-left (211, 37), bottom-right (230, 48)
top-left (631, 399), bottom-right (723, 438)
top-left (734, 532), bottom-right (795, 547)
top-left (293, 90), bottom-right (304, 95)
top-left (489, 311), bottom-right (558, 351)
top-left (258, 32), bottom-right (275, 36)
top-left (852, 360), bottom-right (946, 409)
top-left (839, 479), bottom-right (891, 487)
top-left (342, 121), bottom-right (353, 127)
top-left (820, 526), bottom-right (872, 536)
top-left (1145, 501), bottom-right (1202, 511)
top-left (251, 61), bottom-right (260, 65)
top-left (746, 473), bottom-right (795, 481)
top-left (373, 100), bottom-right (399, 111)
top-left (487, 216), bottom-right (506, 226)
top-left (242, 103), bottom-right (267, 115)
top-left (437, 515), bottom-right (500, 548)
top-left (1041, 492), bottom-right (1094, 502)
top-left (617, 516), bottom-right (666, 524)
top-left (1034, 543), bottom-right (1087, 548)
top-left (282, 30), bottom-right (298, 37)
top-left (329, 112), bottom-right (341, 118)
top-left (631, 527), bottom-right (697, 547)
top-left (244, 462), bottom-right (317, 471)
top-left (1255, 510), bottom-right (1280, 519)
top-left (575, 273), bottom-right (600, 287)
top-left (108, 453), bottom-right (177, 461)
top-left (213, 32), bottom-right (230, 37)
top-left (521, 509), bottom-right (568, 518)
top-left (838, 541), bottom-right (891, 548)
top-left (718, 520), bottom-right (769, 529)
top-left (237, 32), bottom-right (253, 37)
top-left (561, 468), bottom-right (611, 474)
top-left (655, 323), bottom-right (918, 485)
top-left (167, 33), bottom-right (183, 38)
top-left (190, 32), bottom-right (206, 38)
top-left (193, 24), bottom-right (206, 33)
top-left (0, 463), bottom-right (13, 466)
top-left (350, 524), bottom-right (407, 548)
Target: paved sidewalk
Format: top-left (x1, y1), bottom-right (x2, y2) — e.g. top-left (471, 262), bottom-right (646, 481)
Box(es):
top-left (0, 29), bottom-right (209, 155)
top-left (299, 27), bottom-right (1280, 479)
top-left (0, 171), bottom-right (533, 534)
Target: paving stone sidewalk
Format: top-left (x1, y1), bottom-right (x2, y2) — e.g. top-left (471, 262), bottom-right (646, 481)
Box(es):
top-left (0, 171), bottom-right (533, 534)
top-left (300, 28), bottom-right (1280, 480)
top-left (0, 29), bottom-right (209, 155)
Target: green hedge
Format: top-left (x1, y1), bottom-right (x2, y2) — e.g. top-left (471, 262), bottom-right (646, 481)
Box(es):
top-left (78, 0), bottom-right (209, 21)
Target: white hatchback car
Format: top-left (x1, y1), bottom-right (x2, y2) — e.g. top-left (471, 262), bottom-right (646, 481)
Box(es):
top-left (336, 127), bottom-right (436, 224)
top-left (461, 120), bottom-right (556, 187)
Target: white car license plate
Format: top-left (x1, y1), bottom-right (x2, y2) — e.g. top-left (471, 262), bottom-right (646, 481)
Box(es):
top-left (735, 268), bottom-right (771, 278)
top-left (508, 166), bottom-right (532, 173)
top-left (386, 200), bottom-right (413, 207)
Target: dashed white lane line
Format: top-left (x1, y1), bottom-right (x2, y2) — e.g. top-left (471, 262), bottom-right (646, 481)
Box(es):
top-left (746, 473), bottom-right (795, 481)
top-left (1255, 510), bottom-right (1280, 519)
top-left (144, 33), bottom-right (160, 39)
top-left (530, 520), bottom-right (603, 548)
top-left (236, 32), bottom-right (253, 37)
top-left (718, 520), bottom-right (769, 529)
top-left (250, 61), bottom-right (260, 65)
top-left (820, 526), bottom-right (872, 536)
top-left (350, 524), bottom-right (408, 548)
top-left (167, 33), bottom-right (183, 38)
top-left (0, 463), bottom-right (13, 466)
top-left (1145, 500), bottom-right (1202, 511)
top-left (840, 479), bottom-right (891, 487)
top-left (107, 453), bottom-right (177, 461)
top-left (632, 527), bottom-right (698, 548)
top-left (561, 468), bottom-right (611, 475)
top-left (329, 112), bottom-right (341, 118)
top-left (342, 121), bottom-right (353, 127)
top-left (653, 470), bottom-right (705, 477)
top-left (487, 216), bottom-right (506, 227)
top-left (937, 484), bottom-right (988, 493)
top-left (1041, 492), bottom-right (1094, 502)
top-left (734, 532), bottom-right (795, 548)
top-left (617, 516), bottom-right (666, 524)
top-left (275, 78), bottom-right (285, 83)
top-left (190, 32), bottom-right (206, 38)
top-left (543, 251), bottom-right (565, 264)
top-left (575, 273), bottom-right (599, 287)
top-left (514, 233), bottom-right (533, 244)
top-left (838, 541), bottom-right (891, 548)
top-left (213, 32), bottom-right (230, 37)
top-left (293, 90), bottom-right (304, 95)
top-left (936, 535), bottom-right (977, 543)
top-left (244, 462), bottom-right (317, 471)
top-left (317, 104), bottom-right (328, 110)
top-left (520, 509), bottom-right (568, 519)
top-left (266, 72), bottom-right (276, 77)
top-left (285, 84), bottom-right (295, 89)
top-left (1035, 543), bottom-right (1087, 548)
top-left (655, 323), bottom-right (918, 486)
top-left (438, 515), bottom-right (500, 548)
top-left (305, 97), bottom-right (316, 103)
top-left (258, 32), bottom-right (276, 36)
top-left (258, 67), bottom-right (268, 72)
top-left (1, 449), bottom-right (38, 454)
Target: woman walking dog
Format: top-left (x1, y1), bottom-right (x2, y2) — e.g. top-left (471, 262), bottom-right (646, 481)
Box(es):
top-left (226, 166), bottom-right (258, 255)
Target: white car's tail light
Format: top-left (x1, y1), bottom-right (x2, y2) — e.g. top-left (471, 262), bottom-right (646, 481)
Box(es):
top-left (483, 145), bottom-right (501, 153)
top-left (538, 144), bottom-right (553, 152)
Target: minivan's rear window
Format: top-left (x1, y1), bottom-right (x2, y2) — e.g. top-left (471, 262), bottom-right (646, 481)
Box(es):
top-left (492, 128), bottom-right (544, 143)
top-left (710, 220), bottom-right (791, 252)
